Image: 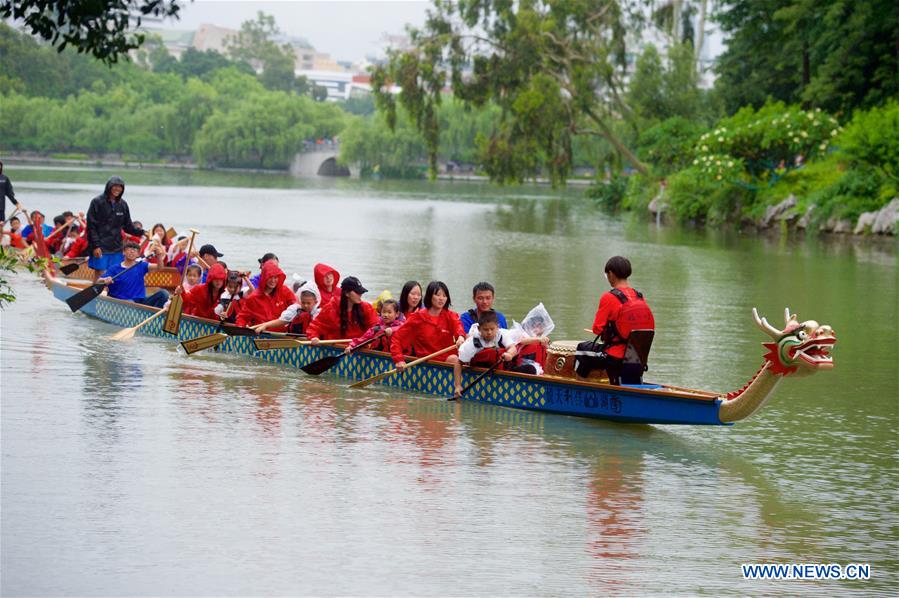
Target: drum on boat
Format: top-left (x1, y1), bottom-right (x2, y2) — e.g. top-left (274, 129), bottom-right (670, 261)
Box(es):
top-left (543, 340), bottom-right (607, 381)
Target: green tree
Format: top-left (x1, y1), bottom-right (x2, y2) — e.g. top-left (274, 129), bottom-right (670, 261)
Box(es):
top-left (338, 111), bottom-right (428, 178)
top-left (225, 11), bottom-right (298, 93)
top-left (0, 0), bottom-right (182, 63)
top-left (714, 0), bottom-right (898, 114)
top-left (371, 0), bottom-right (650, 184)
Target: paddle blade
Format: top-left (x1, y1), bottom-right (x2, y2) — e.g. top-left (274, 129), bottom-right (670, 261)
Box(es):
top-left (110, 327), bottom-right (136, 341)
top-left (66, 284), bottom-right (103, 312)
top-left (162, 294), bottom-right (184, 336)
top-left (59, 262), bottom-right (81, 275)
top-left (181, 333), bottom-right (229, 355)
top-left (301, 354), bottom-right (343, 375)
top-left (349, 369), bottom-right (393, 389)
top-left (253, 337), bottom-right (301, 351)
top-left (166, 227), bottom-right (177, 240)
top-left (221, 324), bottom-right (258, 337)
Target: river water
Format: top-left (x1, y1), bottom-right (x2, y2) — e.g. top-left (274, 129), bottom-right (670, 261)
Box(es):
top-left (2, 164), bottom-right (896, 596)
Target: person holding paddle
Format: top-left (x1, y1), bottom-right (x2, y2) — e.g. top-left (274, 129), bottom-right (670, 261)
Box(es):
top-left (307, 276), bottom-right (379, 343)
top-left (86, 176), bottom-right (144, 279)
top-left (182, 263), bottom-right (228, 319)
top-left (345, 298), bottom-right (404, 353)
top-left (96, 241), bottom-right (169, 307)
top-left (234, 261), bottom-right (297, 330)
top-left (389, 281), bottom-right (466, 392)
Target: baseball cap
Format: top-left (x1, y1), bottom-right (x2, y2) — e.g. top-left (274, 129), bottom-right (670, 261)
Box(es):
top-left (199, 244), bottom-right (224, 257)
top-left (342, 276), bottom-right (368, 295)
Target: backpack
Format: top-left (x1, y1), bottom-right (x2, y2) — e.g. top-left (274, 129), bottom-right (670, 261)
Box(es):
top-left (601, 288), bottom-right (655, 347)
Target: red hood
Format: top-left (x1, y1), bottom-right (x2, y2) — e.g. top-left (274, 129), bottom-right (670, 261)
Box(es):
top-left (314, 263), bottom-right (340, 292)
top-left (258, 261), bottom-right (287, 294)
top-left (207, 263), bottom-right (227, 284)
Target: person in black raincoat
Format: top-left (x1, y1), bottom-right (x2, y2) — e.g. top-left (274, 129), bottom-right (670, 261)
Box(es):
top-left (0, 161), bottom-right (20, 226)
top-left (86, 176), bottom-right (144, 277)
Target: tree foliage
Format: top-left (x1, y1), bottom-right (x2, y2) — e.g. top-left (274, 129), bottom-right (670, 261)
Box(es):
top-left (714, 0), bottom-right (898, 114)
top-left (225, 11), bottom-right (302, 94)
top-left (372, 0), bottom-right (651, 184)
top-left (627, 42), bottom-right (710, 125)
top-left (0, 0), bottom-right (182, 63)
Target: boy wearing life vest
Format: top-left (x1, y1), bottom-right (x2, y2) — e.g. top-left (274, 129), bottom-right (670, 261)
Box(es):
top-left (453, 310), bottom-right (548, 397)
top-left (583, 255), bottom-right (655, 384)
top-left (459, 281), bottom-right (508, 334)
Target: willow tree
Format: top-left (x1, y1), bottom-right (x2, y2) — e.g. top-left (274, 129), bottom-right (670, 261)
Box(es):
top-left (370, 0), bottom-right (650, 184)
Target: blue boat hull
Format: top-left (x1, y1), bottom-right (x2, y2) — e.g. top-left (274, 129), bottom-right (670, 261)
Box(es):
top-left (50, 280), bottom-right (727, 425)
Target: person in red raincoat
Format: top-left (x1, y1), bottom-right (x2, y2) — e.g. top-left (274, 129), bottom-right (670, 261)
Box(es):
top-left (307, 276), bottom-right (379, 342)
top-left (183, 263), bottom-right (228, 320)
top-left (235, 261), bottom-right (296, 330)
top-left (389, 281), bottom-right (466, 393)
top-left (314, 262), bottom-right (341, 306)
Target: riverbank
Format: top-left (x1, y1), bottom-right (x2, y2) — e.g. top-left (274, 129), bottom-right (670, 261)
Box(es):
top-left (4, 153), bottom-right (287, 176)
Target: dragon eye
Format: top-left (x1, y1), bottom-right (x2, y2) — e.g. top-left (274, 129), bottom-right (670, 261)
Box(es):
top-left (797, 330), bottom-right (808, 340)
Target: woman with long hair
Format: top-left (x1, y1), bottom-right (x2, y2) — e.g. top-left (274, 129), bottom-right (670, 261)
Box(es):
top-left (389, 280), bottom-right (465, 392)
top-left (399, 280), bottom-right (424, 317)
top-left (307, 276), bottom-right (379, 343)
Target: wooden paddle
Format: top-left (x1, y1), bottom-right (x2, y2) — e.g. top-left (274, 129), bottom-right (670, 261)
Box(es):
top-left (181, 331), bottom-right (229, 355)
top-left (110, 307), bottom-right (167, 341)
top-left (301, 332), bottom-right (386, 375)
top-left (178, 298), bottom-right (244, 355)
top-left (162, 228), bottom-right (198, 336)
top-left (253, 337), bottom-right (351, 351)
top-left (65, 260), bottom-right (144, 312)
top-left (349, 344), bottom-right (457, 389)
top-left (166, 227), bottom-right (177, 240)
top-left (450, 356), bottom-right (506, 401)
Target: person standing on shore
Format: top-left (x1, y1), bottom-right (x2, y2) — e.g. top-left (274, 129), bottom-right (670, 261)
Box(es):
top-left (86, 176), bottom-right (144, 279)
top-left (0, 161), bottom-right (21, 228)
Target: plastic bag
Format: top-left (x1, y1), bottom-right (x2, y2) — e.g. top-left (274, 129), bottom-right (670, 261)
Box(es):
top-left (519, 303), bottom-right (555, 338)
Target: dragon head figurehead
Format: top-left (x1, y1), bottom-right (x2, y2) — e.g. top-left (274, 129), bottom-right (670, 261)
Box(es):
top-left (752, 308), bottom-right (836, 377)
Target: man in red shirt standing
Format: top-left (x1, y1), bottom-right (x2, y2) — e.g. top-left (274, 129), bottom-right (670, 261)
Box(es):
top-left (584, 256), bottom-right (655, 384)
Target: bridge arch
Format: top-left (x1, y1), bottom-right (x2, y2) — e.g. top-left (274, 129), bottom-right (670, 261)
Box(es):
top-left (317, 157), bottom-right (351, 177)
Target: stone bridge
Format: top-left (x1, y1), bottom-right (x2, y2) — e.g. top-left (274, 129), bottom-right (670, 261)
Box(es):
top-left (290, 143), bottom-right (358, 178)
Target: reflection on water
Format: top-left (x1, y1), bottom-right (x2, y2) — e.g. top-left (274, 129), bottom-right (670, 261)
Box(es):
top-left (2, 169), bottom-right (896, 595)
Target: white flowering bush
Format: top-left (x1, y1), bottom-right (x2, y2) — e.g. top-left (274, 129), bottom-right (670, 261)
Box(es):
top-left (693, 101), bottom-right (840, 182)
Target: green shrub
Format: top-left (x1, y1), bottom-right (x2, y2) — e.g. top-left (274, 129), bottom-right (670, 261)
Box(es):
top-left (585, 175), bottom-right (629, 210)
top-left (635, 116), bottom-right (703, 175)
top-left (808, 167), bottom-right (887, 223)
top-left (695, 101), bottom-right (839, 182)
top-left (621, 174), bottom-right (658, 212)
top-left (666, 167), bottom-right (750, 223)
top-left (838, 100), bottom-right (899, 180)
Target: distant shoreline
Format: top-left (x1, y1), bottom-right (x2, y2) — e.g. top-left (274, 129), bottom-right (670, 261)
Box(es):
top-left (4, 154), bottom-right (596, 186)
top-left (3, 154), bottom-right (287, 175)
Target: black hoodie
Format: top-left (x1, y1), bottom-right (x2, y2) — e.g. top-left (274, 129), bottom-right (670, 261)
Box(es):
top-left (86, 176), bottom-right (143, 253)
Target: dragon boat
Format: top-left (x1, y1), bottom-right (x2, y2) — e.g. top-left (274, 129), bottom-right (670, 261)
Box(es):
top-left (42, 273), bottom-right (836, 426)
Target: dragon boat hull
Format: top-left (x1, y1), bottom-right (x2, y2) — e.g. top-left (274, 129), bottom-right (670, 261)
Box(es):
top-left (47, 278), bottom-right (729, 426)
